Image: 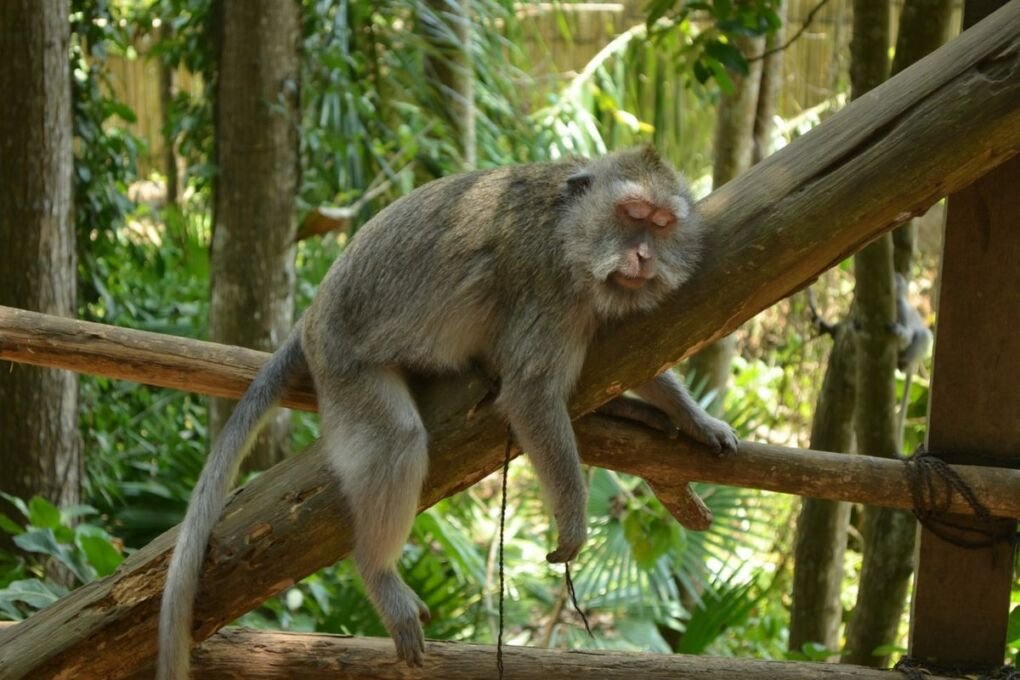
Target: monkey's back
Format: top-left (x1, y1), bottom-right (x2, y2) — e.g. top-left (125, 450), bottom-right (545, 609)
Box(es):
top-left (302, 160), bottom-right (586, 375)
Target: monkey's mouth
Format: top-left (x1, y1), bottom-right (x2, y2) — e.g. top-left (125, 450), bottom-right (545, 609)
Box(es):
top-left (610, 272), bottom-right (652, 290)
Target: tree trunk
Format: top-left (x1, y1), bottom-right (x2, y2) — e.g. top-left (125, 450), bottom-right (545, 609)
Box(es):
top-left (209, 0), bottom-right (300, 472)
top-left (686, 34), bottom-right (765, 412)
top-left (0, 1), bottom-right (79, 514)
top-left (841, 0), bottom-right (917, 668)
top-left (158, 24), bottom-right (179, 208)
top-left (790, 324), bottom-right (855, 657)
top-left (753, 0), bottom-right (786, 165)
top-left (890, 0), bottom-right (954, 276)
top-left (422, 0), bottom-right (476, 169)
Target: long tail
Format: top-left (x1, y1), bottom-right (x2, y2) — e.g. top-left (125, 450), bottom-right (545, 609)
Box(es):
top-left (157, 327), bottom-right (307, 680)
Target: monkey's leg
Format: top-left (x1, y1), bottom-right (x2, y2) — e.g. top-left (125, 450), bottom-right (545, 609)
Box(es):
top-left (633, 371), bottom-right (739, 454)
top-left (320, 368), bottom-right (431, 667)
top-left (499, 383), bottom-right (587, 563)
top-left (596, 395), bottom-right (678, 436)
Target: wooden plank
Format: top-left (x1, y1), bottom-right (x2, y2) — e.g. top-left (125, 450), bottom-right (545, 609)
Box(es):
top-left (2, 5), bottom-right (1020, 676)
top-left (907, 47), bottom-right (1020, 669)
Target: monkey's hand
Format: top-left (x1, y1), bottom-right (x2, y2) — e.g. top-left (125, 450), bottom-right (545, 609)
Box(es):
top-left (686, 414), bottom-right (739, 455)
top-left (546, 514), bottom-right (587, 564)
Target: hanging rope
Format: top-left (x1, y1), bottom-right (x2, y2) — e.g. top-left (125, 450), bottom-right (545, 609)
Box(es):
top-left (496, 426), bottom-right (512, 680)
top-left (564, 562), bottom-right (594, 638)
top-left (496, 427), bottom-right (595, 680)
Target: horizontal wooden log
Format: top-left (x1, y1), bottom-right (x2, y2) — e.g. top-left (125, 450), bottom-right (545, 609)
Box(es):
top-left (0, 306), bottom-right (318, 411)
top-left (5, 308), bottom-right (1020, 518)
top-left (1, 5), bottom-right (1019, 678)
top-left (0, 624), bottom-right (952, 679)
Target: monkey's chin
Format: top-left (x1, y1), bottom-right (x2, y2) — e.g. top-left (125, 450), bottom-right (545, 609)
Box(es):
top-left (594, 277), bottom-right (665, 319)
top-left (610, 272), bottom-right (651, 290)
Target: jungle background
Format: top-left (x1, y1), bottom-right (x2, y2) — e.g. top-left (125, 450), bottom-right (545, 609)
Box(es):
top-left (2, 0), bottom-right (1016, 668)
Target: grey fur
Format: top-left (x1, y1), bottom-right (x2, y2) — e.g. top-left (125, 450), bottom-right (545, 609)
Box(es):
top-left (891, 273), bottom-right (933, 443)
top-left (158, 329), bottom-right (305, 680)
top-left (157, 147), bottom-right (737, 677)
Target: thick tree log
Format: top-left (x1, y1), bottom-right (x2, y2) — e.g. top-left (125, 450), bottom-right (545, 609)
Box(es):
top-left (1, 5), bottom-right (1020, 678)
top-left (0, 624), bottom-right (952, 680)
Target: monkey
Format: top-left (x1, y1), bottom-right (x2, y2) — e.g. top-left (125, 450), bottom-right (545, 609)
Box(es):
top-left (157, 146), bottom-right (738, 679)
top-left (890, 272), bottom-right (933, 446)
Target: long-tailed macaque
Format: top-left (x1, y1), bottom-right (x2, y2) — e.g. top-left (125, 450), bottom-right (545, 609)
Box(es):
top-left (158, 147), bottom-right (738, 678)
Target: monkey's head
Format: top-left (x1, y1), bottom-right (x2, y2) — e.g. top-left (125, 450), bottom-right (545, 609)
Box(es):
top-left (560, 146), bottom-right (704, 319)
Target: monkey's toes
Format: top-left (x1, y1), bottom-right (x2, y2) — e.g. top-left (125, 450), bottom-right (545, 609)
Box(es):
top-left (692, 417), bottom-right (739, 455)
top-left (392, 620), bottom-right (426, 668)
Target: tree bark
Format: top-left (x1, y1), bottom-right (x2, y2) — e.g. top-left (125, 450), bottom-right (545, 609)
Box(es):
top-left (790, 324), bottom-right (855, 657)
top-left (685, 34), bottom-right (765, 413)
top-left (210, 0), bottom-right (301, 472)
top-left (422, 0), bottom-right (476, 169)
top-left (753, 0), bottom-right (787, 165)
top-left (0, 621), bottom-right (962, 680)
top-left (2, 6), bottom-right (1020, 672)
top-left (841, 0), bottom-right (918, 668)
top-left (0, 1), bottom-right (79, 514)
top-left (158, 24), bottom-right (179, 208)
top-left (890, 0), bottom-right (954, 276)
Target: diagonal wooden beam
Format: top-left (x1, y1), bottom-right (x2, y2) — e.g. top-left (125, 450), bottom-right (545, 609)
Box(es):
top-left (1, 4), bottom-right (1019, 677)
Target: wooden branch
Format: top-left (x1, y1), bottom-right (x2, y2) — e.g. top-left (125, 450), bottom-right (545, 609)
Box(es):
top-left (6, 308), bottom-right (1020, 518)
top-left (2, 6), bottom-right (1020, 677)
top-left (0, 306), bottom-right (318, 411)
top-left (0, 624), bottom-right (955, 680)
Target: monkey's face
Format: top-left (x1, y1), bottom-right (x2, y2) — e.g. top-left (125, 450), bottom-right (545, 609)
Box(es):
top-left (562, 156), bottom-right (703, 320)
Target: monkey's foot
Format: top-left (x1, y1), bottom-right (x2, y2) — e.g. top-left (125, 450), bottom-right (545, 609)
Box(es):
top-left (688, 415), bottom-right (739, 455)
top-left (391, 617), bottom-right (426, 667)
top-left (385, 587), bottom-right (430, 667)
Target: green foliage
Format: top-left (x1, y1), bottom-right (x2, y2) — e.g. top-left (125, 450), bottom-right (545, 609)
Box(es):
top-left (297, 0), bottom-right (542, 225)
top-left (70, 0), bottom-right (143, 267)
top-left (0, 494), bottom-right (124, 620)
top-left (645, 0), bottom-right (784, 90)
top-left (146, 0), bottom-right (219, 198)
top-left (80, 210), bottom-right (211, 547)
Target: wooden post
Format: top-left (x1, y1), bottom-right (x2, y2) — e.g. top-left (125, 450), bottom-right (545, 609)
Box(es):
top-left (907, 4), bottom-right (1020, 668)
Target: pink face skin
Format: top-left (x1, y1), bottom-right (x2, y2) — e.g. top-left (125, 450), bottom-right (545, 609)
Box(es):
top-left (611, 198), bottom-right (677, 290)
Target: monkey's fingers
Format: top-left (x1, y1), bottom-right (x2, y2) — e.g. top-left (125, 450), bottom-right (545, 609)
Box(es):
top-left (546, 545), bottom-right (580, 564)
top-left (648, 480), bottom-right (713, 531)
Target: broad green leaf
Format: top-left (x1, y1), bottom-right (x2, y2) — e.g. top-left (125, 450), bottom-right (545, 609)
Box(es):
top-left (78, 534), bottom-right (124, 577)
top-left (27, 497), bottom-right (61, 530)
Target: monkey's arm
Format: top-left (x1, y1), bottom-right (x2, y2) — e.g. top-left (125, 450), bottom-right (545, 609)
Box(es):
top-left (500, 383), bottom-right (588, 563)
top-left (632, 371), bottom-right (739, 454)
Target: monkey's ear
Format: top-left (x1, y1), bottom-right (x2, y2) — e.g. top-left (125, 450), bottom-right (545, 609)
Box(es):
top-left (565, 171), bottom-right (594, 198)
top-left (640, 144), bottom-right (664, 167)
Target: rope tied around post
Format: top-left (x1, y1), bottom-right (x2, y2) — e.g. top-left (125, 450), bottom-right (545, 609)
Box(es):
top-left (902, 447), bottom-right (1019, 549)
